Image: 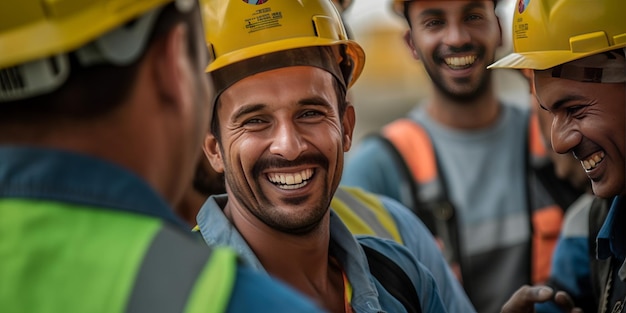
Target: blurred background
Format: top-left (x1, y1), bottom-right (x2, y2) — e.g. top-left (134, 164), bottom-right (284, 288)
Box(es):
top-left (341, 0), bottom-right (530, 146)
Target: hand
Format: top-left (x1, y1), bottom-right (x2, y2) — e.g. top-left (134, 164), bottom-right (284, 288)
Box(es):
top-left (501, 285), bottom-right (584, 313)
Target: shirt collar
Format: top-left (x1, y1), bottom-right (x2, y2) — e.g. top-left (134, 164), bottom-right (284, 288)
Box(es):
top-left (195, 196), bottom-right (384, 311)
top-left (597, 196), bottom-right (626, 260)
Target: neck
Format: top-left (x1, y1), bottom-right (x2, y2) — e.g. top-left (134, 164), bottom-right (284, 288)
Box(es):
top-left (428, 87), bottom-right (501, 129)
top-left (225, 204), bottom-right (346, 313)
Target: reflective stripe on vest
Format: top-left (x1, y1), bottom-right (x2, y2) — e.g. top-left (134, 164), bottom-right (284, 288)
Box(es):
top-left (332, 186), bottom-right (403, 244)
top-left (381, 112), bottom-right (563, 284)
top-left (127, 225), bottom-right (237, 313)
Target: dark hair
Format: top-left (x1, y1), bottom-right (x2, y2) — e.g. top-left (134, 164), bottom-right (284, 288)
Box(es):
top-left (0, 2), bottom-right (201, 123)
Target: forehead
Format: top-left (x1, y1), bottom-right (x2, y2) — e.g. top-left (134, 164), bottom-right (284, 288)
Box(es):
top-left (219, 66), bottom-right (337, 108)
top-left (408, 0), bottom-right (494, 15)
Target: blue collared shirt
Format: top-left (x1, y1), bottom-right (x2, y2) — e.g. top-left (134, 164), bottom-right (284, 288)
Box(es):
top-left (597, 195), bottom-right (626, 280)
top-left (196, 195), bottom-right (448, 313)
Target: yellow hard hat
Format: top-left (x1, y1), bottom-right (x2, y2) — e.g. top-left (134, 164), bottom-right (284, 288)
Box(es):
top-left (0, 0), bottom-right (197, 101)
top-left (202, 0), bottom-right (365, 88)
top-left (0, 0), bottom-right (194, 70)
top-left (490, 0), bottom-right (626, 70)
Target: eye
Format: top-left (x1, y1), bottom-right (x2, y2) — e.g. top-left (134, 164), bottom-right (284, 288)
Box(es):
top-left (465, 14), bottom-right (482, 22)
top-left (300, 110), bottom-right (324, 119)
top-left (424, 19), bottom-right (445, 28)
top-left (241, 117), bottom-right (269, 130)
top-left (566, 105), bottom-right (585, 117)
top-left (243, 118), bottom-right (264, 125)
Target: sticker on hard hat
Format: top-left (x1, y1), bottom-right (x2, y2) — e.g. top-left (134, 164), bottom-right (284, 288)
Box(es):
top-left (517, 0), bottom-right (530, 13)
top-left (515, 20), bottom-right (529, 40)
top-left (245, 7), bottom-right (283, 33)
top-left (243, 0), bottom-right (269, 4)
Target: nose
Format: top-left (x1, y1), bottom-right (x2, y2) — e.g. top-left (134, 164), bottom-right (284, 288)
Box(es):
top-left (443, 22), bottom-right (471, 47)
top-left (269, 122), bottom-right (308, 161)
top-left (550, 117), bottom-right (581, 155)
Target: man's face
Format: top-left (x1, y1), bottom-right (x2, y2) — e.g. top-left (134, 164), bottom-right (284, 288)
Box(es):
top-left (536, 100), bottom-right (591, 192)
top-left (208, 66), bottom-right (355, 234)
top-left (535, 75), bottom-right (625, 198)
top-left (404, 0), bottom-right (501, 102)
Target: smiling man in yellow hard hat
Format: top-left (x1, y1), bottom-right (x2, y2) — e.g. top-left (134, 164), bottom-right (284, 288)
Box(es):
top-left (490, 0), bottom-right (626, 312)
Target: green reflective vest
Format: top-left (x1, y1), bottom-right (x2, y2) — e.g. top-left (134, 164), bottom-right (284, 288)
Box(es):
top-left (0, 199), bottom-right (235, 313)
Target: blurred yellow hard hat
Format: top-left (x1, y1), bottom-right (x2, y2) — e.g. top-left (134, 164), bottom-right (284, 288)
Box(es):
top-left (0, 0), bottom-right (196, 101)
top-left (202, 0), bottom-right (365, 88)
top-left (0, 0), bottom-right (189, 70)
top-left (490, 0), bottom-right (626, 70)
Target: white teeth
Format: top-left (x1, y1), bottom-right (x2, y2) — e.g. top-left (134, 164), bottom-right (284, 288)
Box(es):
top-left (581, 151), bottom-right (605, 171)
top-left (445, 55), bottom-right (477, 68)
top-left (267, 169), bottom-right (314, 189)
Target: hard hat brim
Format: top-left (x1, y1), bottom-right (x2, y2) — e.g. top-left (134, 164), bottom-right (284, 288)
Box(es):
top-left (206, 37), bottom-right (365, 88)
top-left (489, 43), bottom-right (626, 70)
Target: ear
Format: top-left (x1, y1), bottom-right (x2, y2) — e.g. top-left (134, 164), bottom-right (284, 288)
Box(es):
top-left (203, 133), bottom-right (225, 174)
top-left (151, 23), bottom-right (191, 107)
top-left (403, 29), bottom-right (420, 61)
top-left (342, 103), bottom-right (356, 152)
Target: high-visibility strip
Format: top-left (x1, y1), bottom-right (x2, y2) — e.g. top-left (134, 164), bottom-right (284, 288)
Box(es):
top-left (125, 225), bottom-right (211, 313)
top-left (527, 112), bottom-right (548, 159)
top-left (531, 205), bottom-right (563, 284)
top-left (332, 187), bottom-right (402, 243)
top-left (184, 247), bottom-right (237, 313)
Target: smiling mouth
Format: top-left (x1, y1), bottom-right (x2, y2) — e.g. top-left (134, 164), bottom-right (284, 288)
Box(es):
top-left (444, 55), bottom-right (477, 70)
top-left (581, 151), bottom-right (605, 171)
top-left (267, 169), bottom-right (314, 190)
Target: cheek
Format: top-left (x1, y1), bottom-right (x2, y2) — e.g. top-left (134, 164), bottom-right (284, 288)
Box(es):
top-left (226, 136), bottom-right (261, 168)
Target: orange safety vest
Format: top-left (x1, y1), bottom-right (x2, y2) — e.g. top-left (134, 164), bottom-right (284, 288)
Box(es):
top-left (380, 112), bottom-right (564, 284)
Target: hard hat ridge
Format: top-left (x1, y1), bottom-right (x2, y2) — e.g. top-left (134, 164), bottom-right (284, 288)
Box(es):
top-left (202, 0), bottom-right (365, 89)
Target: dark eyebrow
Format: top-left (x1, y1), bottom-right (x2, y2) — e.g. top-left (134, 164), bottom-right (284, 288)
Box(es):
top-left (419, 8), bottom-right (444, 19)
top-left (231, 96), bottom-right (333, 121)
top-left (298, 96), bottom-right (333, 109)
top-left (542, 94), bottom-right (589, 112)
top-left (232, 103), bottom-right (266, 121)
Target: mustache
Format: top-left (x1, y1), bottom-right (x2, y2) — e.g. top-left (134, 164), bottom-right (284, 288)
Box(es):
top-left (436, 44), bottom-right (479, 58)
top-left (252, 154), bottom-right (329, 177)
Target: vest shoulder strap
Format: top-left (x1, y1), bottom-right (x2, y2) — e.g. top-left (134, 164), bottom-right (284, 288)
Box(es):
top-left (382, 118), bottom-right (437, 184)
top-left (127, 224), bottom-right (237, 313)
top-left (380, 118), bottom-right (461, 268)
top-left (332, 186), bottom-right (403, 244)
top-left (361, 244), bottom-right (422, 313)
